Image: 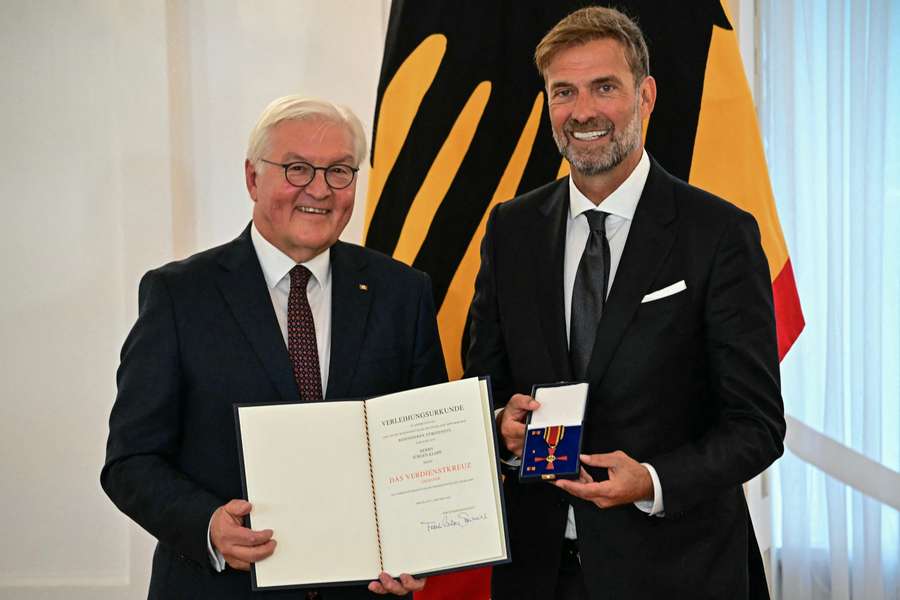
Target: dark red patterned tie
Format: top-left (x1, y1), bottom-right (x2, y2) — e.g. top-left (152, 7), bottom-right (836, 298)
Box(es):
top-left (288, 265), bottom-right (322, 401)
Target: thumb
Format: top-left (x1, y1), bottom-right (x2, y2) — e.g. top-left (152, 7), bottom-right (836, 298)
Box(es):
top-left (506, 394), bottom-right (540, 418)
top-left (224, 499), bottom-right (252, 518)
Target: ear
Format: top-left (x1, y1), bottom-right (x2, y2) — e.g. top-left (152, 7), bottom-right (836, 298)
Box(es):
top-left (639, 75), bottom-right (657, 118)
top-left (245, 159), bottom-right (259, 202)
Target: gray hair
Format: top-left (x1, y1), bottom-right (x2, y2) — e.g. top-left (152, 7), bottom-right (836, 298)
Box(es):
top-left (246, 95), bottom-right (367, 167)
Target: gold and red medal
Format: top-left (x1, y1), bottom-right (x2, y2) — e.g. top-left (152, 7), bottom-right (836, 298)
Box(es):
top-left (534, 425), bottom-right (567, 471)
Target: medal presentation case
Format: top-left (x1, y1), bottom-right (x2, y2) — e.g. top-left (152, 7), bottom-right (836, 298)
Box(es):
top-left (519, 382), bottom-right (588, 481)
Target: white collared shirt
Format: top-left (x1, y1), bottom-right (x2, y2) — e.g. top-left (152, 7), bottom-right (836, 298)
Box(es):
top-left (563, 150), bottom-right (649, 341)
top-left (250, 223), bottom-right (331, 393)
top-left (561, 150), bottom-right (664, 536)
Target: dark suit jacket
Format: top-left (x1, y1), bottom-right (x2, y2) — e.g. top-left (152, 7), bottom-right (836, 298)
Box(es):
top-left (101, 226), bottom-right (447, 600)
top-left (464, 158), bottom-right (785, 600)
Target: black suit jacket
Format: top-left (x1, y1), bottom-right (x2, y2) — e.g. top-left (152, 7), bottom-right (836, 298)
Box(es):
top-left (102, 226), bottom-right (447, 600)
top-left (464, 158), bottom-right (785, 600)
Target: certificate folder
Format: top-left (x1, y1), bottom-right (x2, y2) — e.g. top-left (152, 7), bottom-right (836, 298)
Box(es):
top-left (234, 377), bottom-right (510, 591)
top-left (520, 382), bottom-right (589, 481)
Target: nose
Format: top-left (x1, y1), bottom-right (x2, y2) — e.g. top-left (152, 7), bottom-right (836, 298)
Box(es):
top-left (304, 169), bottom-right (331, 199)
top-left (569, 90), bottom-right (597, 124)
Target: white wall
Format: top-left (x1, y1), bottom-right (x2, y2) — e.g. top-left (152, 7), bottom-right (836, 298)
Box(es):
top-left (0, 2), bottom-right (387, 597)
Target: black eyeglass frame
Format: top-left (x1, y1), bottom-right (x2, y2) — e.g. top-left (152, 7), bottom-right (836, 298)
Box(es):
top-left (259, 158), bottom-right (359, 190)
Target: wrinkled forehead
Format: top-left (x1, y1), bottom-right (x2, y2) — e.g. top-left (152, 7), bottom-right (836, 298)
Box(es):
top-left (274, 117), bottom-right (351, 144)
top-left (542, 36), bottom-right (645, 91)
top-left (268, 118), bottom-right (355, 160)
top-left (545, 39), bottom-right (634, 83)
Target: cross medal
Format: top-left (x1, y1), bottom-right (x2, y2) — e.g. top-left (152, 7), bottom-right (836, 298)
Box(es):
top-left (534, 425), bottom-right (568, 471)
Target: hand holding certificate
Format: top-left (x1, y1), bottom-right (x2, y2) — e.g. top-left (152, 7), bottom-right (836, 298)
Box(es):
top-left (234, 377), bottom-right (510, 591)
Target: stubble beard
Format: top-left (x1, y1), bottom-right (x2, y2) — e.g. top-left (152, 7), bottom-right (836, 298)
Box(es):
top-left (553, 101), bottom-right (643, 177)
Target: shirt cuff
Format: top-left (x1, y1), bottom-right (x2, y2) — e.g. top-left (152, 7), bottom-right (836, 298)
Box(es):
top-left (207, 514), bottom-right (226, 572)
top-left (633, 462), bottom-right (665, 516)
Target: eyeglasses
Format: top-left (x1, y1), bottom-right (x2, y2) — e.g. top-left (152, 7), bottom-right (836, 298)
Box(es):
top-left (259, 159), bottom-right (359, 190)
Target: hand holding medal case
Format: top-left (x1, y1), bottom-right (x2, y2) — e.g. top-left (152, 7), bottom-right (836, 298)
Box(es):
top-left (519, 382), bottom-right (589, 481)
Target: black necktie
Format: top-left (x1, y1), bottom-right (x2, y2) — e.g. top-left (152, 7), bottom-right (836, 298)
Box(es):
top-left (570, 211), bottom-right (610, 380)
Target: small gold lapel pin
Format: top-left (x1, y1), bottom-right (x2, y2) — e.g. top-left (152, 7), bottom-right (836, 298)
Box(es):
top-left (358, 283), bottom-right (368, 291)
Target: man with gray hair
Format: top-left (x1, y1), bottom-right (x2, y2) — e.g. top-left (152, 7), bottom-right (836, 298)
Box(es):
top-left (102, 95), bottom-right (446, 599)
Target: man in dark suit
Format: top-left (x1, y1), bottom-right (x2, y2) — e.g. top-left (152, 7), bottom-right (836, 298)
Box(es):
top-left (464, 7), bottom-right (785, 600)
top-left (102, 96), bottom-right (447, 599)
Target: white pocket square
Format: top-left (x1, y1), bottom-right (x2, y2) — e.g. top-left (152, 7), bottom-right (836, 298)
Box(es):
top-left (641, 280), bottom-right (686, 303)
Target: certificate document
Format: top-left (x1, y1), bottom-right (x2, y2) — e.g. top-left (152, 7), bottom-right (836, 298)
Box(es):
top-left (234, 377), bottom-right (510, 590)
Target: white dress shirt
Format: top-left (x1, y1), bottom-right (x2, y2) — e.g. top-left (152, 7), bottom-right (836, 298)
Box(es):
top-left (208, 223), bottom-right (334, 570)
top-left (250, 223), bottom-right (332, 392)
top-left (562, 150), bottom-right (664, 539)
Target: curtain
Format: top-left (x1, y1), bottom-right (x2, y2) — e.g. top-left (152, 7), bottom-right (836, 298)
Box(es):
top-left (758, 0), bottom-right (899, 598)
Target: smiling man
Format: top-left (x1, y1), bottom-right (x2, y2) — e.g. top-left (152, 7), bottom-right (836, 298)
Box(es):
top-left (464, 7), bottom-right (785, 600)
top-left (102, 96), bottom-right (447, 599)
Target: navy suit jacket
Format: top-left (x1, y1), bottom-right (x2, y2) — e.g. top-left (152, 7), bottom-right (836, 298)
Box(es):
top-left (102, 226), bottom-right (447, 599)
top-left (464, 158), bottom-right (785, 600)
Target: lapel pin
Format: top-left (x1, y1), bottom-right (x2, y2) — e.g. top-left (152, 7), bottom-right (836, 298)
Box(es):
top-left (358, 284), bottom-right (368, 291)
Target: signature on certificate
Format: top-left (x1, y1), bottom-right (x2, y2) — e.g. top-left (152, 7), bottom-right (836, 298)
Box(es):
top-left (420, 511), bottom-right (488, 532)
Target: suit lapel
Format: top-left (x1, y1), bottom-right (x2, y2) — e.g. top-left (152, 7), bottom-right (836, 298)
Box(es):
top-left (217, 226), bottom-right (299, 404)
top-left (325, 242), bottom-right (371, 399)
top-left (532, 180), bottom-right (574, 381)
top-left (585, 159), bottom-right (678, 384)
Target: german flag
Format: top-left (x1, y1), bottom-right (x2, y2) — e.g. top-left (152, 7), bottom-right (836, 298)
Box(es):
top-left (365, 2), bottom-right (803, 596)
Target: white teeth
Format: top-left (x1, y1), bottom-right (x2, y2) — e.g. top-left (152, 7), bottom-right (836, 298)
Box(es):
top-left (572, 130), bottom-right (609, 140)
top-left (297, 206), bottom-right (328, 215)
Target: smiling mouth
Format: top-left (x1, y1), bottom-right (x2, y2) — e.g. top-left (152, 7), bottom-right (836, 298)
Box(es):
top-left (296, 206), bottom-right (329, 215)
top-left (571, 129), bottom-right (610, 141)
